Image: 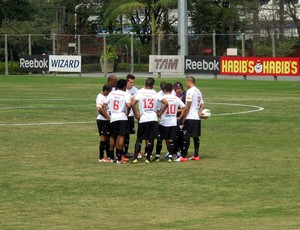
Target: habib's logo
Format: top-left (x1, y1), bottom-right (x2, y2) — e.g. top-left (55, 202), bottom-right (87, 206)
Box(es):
top-left (221, 57), bottom-right (300, 76)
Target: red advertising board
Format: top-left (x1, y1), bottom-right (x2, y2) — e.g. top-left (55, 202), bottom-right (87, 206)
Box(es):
top-left (220, 57), bottom-right (300, 76)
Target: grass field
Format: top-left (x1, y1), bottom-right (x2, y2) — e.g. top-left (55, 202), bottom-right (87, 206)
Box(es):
top-left (0, 75), bottom-right (299, 229)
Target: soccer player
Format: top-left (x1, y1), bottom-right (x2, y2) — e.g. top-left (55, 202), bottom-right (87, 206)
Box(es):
top-left (107, 74), bottom-right (117, 90)
top-left (96, 84), bottom-right (112, 162)
top-left (124, 74), bottom-right (138, 158)
top-left (173, 82), bottom-right (186, 156)
top-left (102, 79), bottom-right (131, 164)
top-left (154, 83), bottom-right (186, 162)
top-left (131, 77), bottom-right (168, 163)
top-left (176, 76), bottom-right (205, 162)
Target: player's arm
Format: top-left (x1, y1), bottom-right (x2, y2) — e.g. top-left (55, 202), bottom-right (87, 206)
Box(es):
top-left (131, 98), bottom-right (140, 120)
top-left (177, 106), bottom-right (186, 121)
top-left (199, 104), bottom-right (206, 118)
top-left (101, 103), bottom-right (111, 121)
top-left (157, 99), bottom-right (168, 118)
top-left (97, 104), bottom-right (106, 117)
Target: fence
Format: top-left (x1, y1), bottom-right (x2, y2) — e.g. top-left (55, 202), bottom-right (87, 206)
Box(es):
top-left (0, 32), bottom-right (299, 76)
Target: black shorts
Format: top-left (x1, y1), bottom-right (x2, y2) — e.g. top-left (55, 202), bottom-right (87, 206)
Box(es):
top-left (183, 119), bottom-right (201, 137)
top-left (137, 121), bottom-right (159, 141)
top-left (159, 125), bottom-right (177, 140)
top-left (110, 120), bottom-right (128, 137)
top-left (96, 119), bottom-right (110, 136)
top-left (128, 116), bottom-right (135, 134)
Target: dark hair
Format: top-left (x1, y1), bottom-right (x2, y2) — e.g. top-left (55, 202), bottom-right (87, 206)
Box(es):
top-left (116, 79), bottom-right (127, 90)
top-left (126, 74), bottom-right (135, 81)
top-left (102, 84), bottom-right (112, 92)
top-left (164, 83), bottom-right (173, 92)
top-left (145, 77), bottom-right (155, 88)
top-left (160, 81), bottom-right (167, 90)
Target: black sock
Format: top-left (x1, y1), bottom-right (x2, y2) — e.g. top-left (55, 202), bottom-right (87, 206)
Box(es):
top-left (134, 141), bottom-right (142, 160)
top-left (193, 137), bottom-right (200, 157)
top-left (124, 134), bottom-right (130, 153)
top-left (168, 142), bottom-right (174, 158)
top-left (182, 135), bottom-right (190, 158)
top-left (105, 140), bottom-right (110, 158)
top-left (116, 148), bottom-right (123, 161)
top-left (155, 138), bottom-right (162, 156)
top-left (99, 141), bottom-right (105, 159)
top-left (146, 139), bottom-right (154, 160)
top-left (109, 150), bottom-right (115, 160)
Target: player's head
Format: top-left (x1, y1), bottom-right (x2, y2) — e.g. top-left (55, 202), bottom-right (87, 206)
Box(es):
top-left (145, 77), bottom-right (155, 89)
top-left (107, 74), bottom-right (117, 86)
top-left (164, 83), bottom-right (173, 93)
top-left (174, 82), bottom-right (183, 94)
top-left (116, 79), bottom-right (127, 91)
top-left (102, 84), bottom-right (112, 96)
top-left (126, 74), bottom-right (135, 89)
top-left (186, 76), bottom-right (195, 88)
top-left (160, 81), bottom-right (167, 91)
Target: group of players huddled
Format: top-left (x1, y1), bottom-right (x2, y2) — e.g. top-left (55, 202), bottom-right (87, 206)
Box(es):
top-left (96, 74), bottom-right (205, 164)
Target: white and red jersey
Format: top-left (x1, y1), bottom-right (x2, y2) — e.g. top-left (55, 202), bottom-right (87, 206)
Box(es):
top-left (160, 94), bottom-right (185, 127)
top-left (156, 90), bottom-right (165, 111)
top-left (96, 93), bottom-right (108, 121)
top-left (134, 88), bottom-right (160, 123)
top-left (126, 86), bottom-right (138, 117)
top-left (104, 90), bottom-right (130, 122)
top-left (185, 86), bottom-right (204, 120)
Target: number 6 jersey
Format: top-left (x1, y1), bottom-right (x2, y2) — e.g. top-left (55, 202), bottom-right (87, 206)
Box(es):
top-left (104, 90), bottom-right (131, 122)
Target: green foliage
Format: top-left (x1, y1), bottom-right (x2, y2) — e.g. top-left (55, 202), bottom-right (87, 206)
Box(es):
top-left (254, 37), bottom-right (297, 57)
top-left (100, 45), bottom-right (118, 62)
top-left (0, 61), bottom-right (23, 75)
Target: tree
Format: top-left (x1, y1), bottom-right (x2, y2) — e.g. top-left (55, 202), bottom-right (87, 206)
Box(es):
top-left (0, 0), bottom-right (33, 26)
top-left (102, 0), bottom-right (177, 54)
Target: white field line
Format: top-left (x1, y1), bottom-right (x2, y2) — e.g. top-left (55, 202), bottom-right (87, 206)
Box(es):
top-left (207, 102), bottom-right (264, 116)
top-left (0, 101), bottom-right (264, 127)
top-left (0, 104), bottom-right (94, 110)
top-left (0, 121), bottom-right (94, 127)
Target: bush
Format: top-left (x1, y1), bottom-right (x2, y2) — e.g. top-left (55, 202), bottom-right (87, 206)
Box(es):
top-left (115, 63), bottom-right (149, 72)
top-left (0, 61), bottom-right (24, 75)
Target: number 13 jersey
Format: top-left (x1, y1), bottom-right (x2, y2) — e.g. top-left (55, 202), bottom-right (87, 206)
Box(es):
top-left (134, 88), bottom-right (160, 123)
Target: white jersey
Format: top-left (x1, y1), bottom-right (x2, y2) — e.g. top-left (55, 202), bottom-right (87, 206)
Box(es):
top-left (96, 93), bottom-right (108, 121)
top-left (185, 86), bottom-right (204, 120)
top-left (134, 88), bottom-right (160, 123)
top-left (156, 90), bottom-right (165, 111)
top-left (160, 94), bottom-right (185, 127)
top-left (126, 86), bottom-right (138, 117)
top-left (104, 90), bottom-right (130, 122)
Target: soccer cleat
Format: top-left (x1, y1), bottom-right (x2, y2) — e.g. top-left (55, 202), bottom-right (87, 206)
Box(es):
top-left (98, 157), bottom-right (110, 163)
top-left (153, 156), bottom-right (160, 162)
top-left (145, 159), bottom-right (151, 164)
top-left (122, 155), bottom-right (129, 162)
top-left (131, 159), bottom-right (138, 164)
top-left (124, 152), bottom-right (132, 158)
top-left (117, 160), bottom-right (127, 164)
top-left (175, 157), bottom-right (188, 162)
top-left (164, 152), bottom-right (169, 158)
top-left (188, 156), bottom-right (200, 161)
top-left (167, 158), bottom-right (173, 163)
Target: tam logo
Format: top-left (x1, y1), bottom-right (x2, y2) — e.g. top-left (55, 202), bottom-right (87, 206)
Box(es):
top-left (149, 55), bottom-right (184, 73)
top-left (154, 58), bottom-right (179, 70)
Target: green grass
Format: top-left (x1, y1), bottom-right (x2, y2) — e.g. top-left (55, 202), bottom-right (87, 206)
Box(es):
top-left (0, 76), bottom-right (299, 229)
